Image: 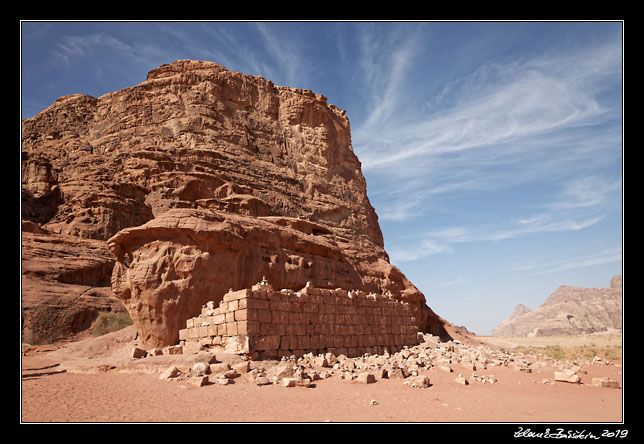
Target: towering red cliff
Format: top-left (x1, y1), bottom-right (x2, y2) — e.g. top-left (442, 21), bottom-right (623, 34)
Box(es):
top-left (22, 60), bottom-right (451, 347)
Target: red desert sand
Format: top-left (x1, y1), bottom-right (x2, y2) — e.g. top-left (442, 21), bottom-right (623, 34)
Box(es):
top-left (21, 327), bottom-right (622, 423)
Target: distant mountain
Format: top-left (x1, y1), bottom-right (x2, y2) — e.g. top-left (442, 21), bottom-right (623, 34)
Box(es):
top-left (490, 304), bottom-right (533, 337)
top-left (491, 276), bottom-right (622, 337)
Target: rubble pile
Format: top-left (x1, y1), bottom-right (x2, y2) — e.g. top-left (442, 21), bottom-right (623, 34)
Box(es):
top-left (142, 331), bottom-right (621, 390)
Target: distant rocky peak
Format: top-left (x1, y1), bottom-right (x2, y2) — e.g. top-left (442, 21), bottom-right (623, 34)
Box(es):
top-left (513, 304), bottom-right (532, 316)
top-left (491, 276), bottom-right (622, 337)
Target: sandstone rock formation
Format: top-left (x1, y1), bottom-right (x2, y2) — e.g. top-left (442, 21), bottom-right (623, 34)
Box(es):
top-left (489, 304), bottom-right (532, 337)
top-left (491, 276), bottom-right (622, 337)
top-left (21, 221), bottom-right (125, 344)
top-left (22, 60), bottom-right (452, 347)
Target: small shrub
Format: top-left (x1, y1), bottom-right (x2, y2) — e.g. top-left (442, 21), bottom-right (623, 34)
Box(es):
top-left (603, 346), bottom-right (622, 361)
top-left (91, 311), bottom-right (133, 337)
top-left (543, 345), bottom-right (566, 360)
top-left (581, 346), bottom-right (598, 359)
top-left (514, 345), bottom-right (566, 360)
top-left (515, 346), bottom-right (537, 355)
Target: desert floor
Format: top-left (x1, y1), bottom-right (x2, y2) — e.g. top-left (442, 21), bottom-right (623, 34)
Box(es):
top-left (20, 329), bottom-right (624, 424)
top-left (476, 331), bottom-right (623, 350)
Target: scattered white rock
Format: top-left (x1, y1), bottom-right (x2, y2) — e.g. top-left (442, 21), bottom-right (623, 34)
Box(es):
top-left (192, 361), bottom-right (211, 375)
top-left (454, 374), bottom-right (469, 385)
top-left (591, 377), bottom-right (619, 388)
top-left (255, 376), bottom-right (271, 386)
top-left (159, 366), bottom-right (181, 380)
top-left (356, 372), bottom-right (376, 384)
top-left (403, 375), bottom-right (430, 388)
top-left (554, 370), bottom-right (581, 384)
top-left (190, 375), bottom-right (209, 387)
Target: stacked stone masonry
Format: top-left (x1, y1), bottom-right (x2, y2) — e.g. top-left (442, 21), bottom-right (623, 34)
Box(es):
top-left (179, 281), bottom-right (420, 359)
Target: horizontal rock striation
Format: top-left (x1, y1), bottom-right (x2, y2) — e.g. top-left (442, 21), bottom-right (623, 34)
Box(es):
top-left (491, 276), bottom-right (622, 337)
top-left (23, 60), bottom-right (449, 346)
top-left (21, 225), bottom-right (125, 344)
top-left (21, 60), bottom-right (382, 245)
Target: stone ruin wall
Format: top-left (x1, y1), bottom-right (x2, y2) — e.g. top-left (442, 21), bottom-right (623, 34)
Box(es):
top-left (179, 281), bottom-right (420, 359)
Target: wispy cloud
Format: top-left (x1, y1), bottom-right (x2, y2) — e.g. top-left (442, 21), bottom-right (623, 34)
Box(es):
top-left (52, 30), bottom-right (171, 68)
top-left (253, 23), bottom-right (305, 87)
top-left (391, 212), bottom-right (607, 263)
top-left (47, 23), bottom-right (312, 96)
top-left (389, 171), bottom-right (621, 263)
top-left (53, 33), bottom-right (130, 64)
top-left (512, 245), bottom-right (622, 276)
top-left (48, 28), bottom-right (191, 90)
top-left (354, 35), bottom-right (622, 223)
top-left (436, 276), bottom-right (469, 288)
top-left (355, 23), bottom-right (422, 133)
top-left (196, 23), bottom-right (310, 89)
top-left (369, 187), bottom-right (431, 222)
top-left (550, 176), bottom-right (622, 210)
top-left (359, 39), bottom-right (620, 168)
top-left (388, 238), bottom-right (453, 263)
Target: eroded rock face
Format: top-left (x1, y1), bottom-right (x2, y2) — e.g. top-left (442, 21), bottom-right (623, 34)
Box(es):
top-left (23, 59), bottom-right (446, 347)
top-left (21, 60), bottom-right (382, 245)
top-left (108, 208), bottom-right (443, 348)
top-left (108, 209), bottom-right (362, 347)
top-left (491, 276), bottom-right (622, 337)
top-left (21, 226), bottom-right (124, 344)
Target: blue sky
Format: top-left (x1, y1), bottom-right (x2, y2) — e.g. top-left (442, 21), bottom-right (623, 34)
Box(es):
top-left (21, 21), bottom-right (623, 335)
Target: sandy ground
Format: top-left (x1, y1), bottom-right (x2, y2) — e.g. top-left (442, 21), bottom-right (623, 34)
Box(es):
top-left (20, 329), bottom-right (624, 424)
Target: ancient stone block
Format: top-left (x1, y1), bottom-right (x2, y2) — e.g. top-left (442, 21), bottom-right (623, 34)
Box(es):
top-left (249, 299), bottom-right (269, 310)
top-left (234, 309), bottom-right (248, 321)
top-left (257, 309), bottom-right (271, 323)
top-left (260, 322), bottom-right (278, 335)
top-left (455, 376), bottom-right (469, 385)
top-left (357, 373), bottom-right (376, 384)
top-left (132, 347), bottom-right (147, 359)
top-left (253, 335), bottom-right (281, 351)
top-left (226, 322), bottom-right (238, 336)
top-left (224, 289), bottom-right (251, 302)
top-left (591, 377), bottom-right (619, 388)
top-left (237, 320), bottom-right (259, 335)
top-left (190, 376), bottom-right (209, 387)
top-left (404, 375), bottom-right (430, 388)
top-left (554, 370), bottom-right (581, 384)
